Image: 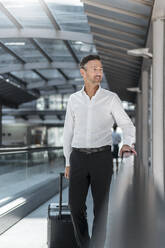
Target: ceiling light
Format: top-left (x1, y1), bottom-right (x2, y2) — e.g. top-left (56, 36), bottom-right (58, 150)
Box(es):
top-left (74, 41), bottom-right (84, 45)
top-left (127, 87), bottom-right (141, 93)
top-left (127, 48), bottom-right (152, 59)
top-left (4, 42), bottom-right (25, 46)
top-left (47, 0), bottom-right (83, 6)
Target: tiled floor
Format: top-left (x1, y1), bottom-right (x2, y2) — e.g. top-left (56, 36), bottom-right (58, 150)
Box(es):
top-left (0, 157), bottom-right (164, 248)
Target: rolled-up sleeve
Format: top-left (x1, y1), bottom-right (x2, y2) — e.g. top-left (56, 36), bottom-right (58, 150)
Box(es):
top-left (111, 94), bottom-right (135, 146)
top-left (63, 96), bottom-right (75, 167)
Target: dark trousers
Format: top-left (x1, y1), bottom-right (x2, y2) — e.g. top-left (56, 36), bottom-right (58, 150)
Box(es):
top-left (69, 149), bottom-right (113, 248)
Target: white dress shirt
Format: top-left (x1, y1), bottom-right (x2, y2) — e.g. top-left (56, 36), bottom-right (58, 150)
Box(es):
top-left (63, 85), bottom-right (135, 166)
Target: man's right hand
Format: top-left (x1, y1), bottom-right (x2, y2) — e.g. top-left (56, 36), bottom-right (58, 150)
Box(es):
top-left (64, 166), bottom-right (70, 179)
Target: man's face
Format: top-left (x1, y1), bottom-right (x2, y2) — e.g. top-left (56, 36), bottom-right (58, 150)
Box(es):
top-left (80, 59), bottom-right (103, 86)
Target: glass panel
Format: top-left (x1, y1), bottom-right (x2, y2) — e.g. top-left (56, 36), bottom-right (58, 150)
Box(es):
top-left (49, 94), bottom-right (63, 110)
top-left (36, 97), bottom-right (45, 110)
top-left (46, 0), bottom-right (90, 33)
top-left (70, 41), bottom-right (97, 60)
top-left (37, 69), bottom-right (63, 79)
top-left (1, 0), bottom-right (53, 28)
top-left (0, 11), bottom-right (15, 28)
top-left (0, 38), bottom-right (47, 63)
top-left (10, 70), bottom-right (41, 82)
top-left (0, 147), bottom-right (64, 208)
top-left (0, 48), bottom-right (18, 65)
top-left (48, 127), bottom-right (64, 146)
top-left (37, 39), bottom-right (74, 62)
top-left (63, 94), bottom-right (70, 109)
top-left (0, 152), bottom-right (28, 203)
top-left (62, 69), bottom-right (81, 78)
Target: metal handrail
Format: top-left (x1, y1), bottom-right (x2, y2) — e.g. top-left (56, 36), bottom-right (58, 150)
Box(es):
top-left (0, 145), bottom-right (63, 155)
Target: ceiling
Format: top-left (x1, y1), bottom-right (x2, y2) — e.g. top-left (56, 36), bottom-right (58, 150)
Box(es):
top-left (0, 0), bottom-right (109, 107)
top-left (0, 0), bottom-right (155, 127)
top-left (0, 0), bottom-right (155, 107)
top-left (82, 0), bottom-right (154, 102)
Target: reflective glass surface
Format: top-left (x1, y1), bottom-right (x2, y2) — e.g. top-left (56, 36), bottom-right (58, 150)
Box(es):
top-left (62, 69), bottom-right (81, 78)
top-left (49, 94), bottom-right (63, 110)
top-left (37, 69), bottom-right (63, 80)
top-left (0, 147), bottom-right (64, 207)
top-left (0, 0), bottom-right (100, 98)
top-left (46, 0), bottom-right (90, 33)
top-left (10, 70), bottom-right (41, 82)
top-left (70, 41), bottom-right (97, 60)
top-left (37, 39), bottom-right (74, 62)
top-left (0, 38), bottom-right (48, 63)
top-left (0, 10), bottom-right (15, 28)
top-left (1, 0), bottom-right (53, 28)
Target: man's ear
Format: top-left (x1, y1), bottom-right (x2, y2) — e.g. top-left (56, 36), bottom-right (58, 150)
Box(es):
top-left (80, 68), bottom-right (85, 77)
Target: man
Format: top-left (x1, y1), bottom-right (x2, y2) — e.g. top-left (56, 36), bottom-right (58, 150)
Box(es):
top-left (112, 123), bottom-right (121, 172)
top-left (63, 55), bottom-right (136, 248)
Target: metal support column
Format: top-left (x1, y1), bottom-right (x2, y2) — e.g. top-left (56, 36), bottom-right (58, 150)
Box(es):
top-left (0, 104), bottom-right (2, 146)
top-left (142, 70), bottom-right (149, 167)
top-left (152, 18), bottom-right (164, 197)
top-left (135, 92), bottom-right (142, 166)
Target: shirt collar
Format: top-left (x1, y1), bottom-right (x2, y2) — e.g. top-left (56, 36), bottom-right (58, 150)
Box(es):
top-left (81, 85), bottom-right (101, 97)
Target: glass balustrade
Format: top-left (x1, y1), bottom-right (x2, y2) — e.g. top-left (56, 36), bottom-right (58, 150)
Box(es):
top-left (0, 146), bottom-right (64, 207)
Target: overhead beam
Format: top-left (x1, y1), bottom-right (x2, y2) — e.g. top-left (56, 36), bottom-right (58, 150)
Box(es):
top-left (101, 55), bottom-right (141, 69)
top-left (39, 0), bottom-right (79, 63)
top-left (29, 38), bottom-right (70, 80)
top-left (29, 38), bottom-right (53, 62)
top-left (85, 12), bottom-right (146, 31)
top-left (63, 40), bottom-right (79, 64)
top-left (57, 69), bottom-right (69, 81)
top-left (32, 70), bottom-right (48, 82)
top-left (27, 79), bottom-right (83, 89)
top-left (103, 63), bottom-right (139, 76)
top-left (89, 22), bottom-right (145, 41)
top-left (38, 0), bottom-right (60, 30)
top-left (40, 88), bottom-right (74, 96)
top-left (101, 51), bottom-right (142, 65)
top-left (128, 0), bottom-right (153, 7)
top-left (94, 39), bottom-right (128, 52)
top-left (0, 3), bottom-right (73, 81)
top-left (105, 74), bottom-right (138, 85)
top-left (105, 71), bottom-right (138, 83)
top-left (102, 62), bottom-right (139, 75)
top-left (0, 5), bottom-right (66, 82)
top-left (103, 65), bottom-right (139, 78)
top-left (93, 31), bottom-right (140, 48)
top-left (0, 28), bottom-right (93, 43)
top-left (0, 41), bottom-right (25, 63)
top-left (3, 109), bottom-right (66, 116)
top-left (0, 62), bottom-right (78, 74)
top-left (0, 2), bottom-right (22, 29)
top-left (83, 0), bottom-right (148, 19)
top-left (100, 52), bottom-right (141, 68)
top-left (0, 3), bottom-right (72, 88)
top-left (97, 47), bottom-right (142, 64)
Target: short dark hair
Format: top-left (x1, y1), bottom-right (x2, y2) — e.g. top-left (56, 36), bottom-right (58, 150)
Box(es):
top-left (80, 54), bottom-right (101, 69)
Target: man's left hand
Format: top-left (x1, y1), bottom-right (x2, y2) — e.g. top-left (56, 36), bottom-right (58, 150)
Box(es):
top-left (119, 144), bottom-right (137, 157)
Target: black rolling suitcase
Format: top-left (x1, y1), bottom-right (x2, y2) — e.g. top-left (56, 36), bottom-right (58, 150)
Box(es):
top-left (47, 172), bottom-right (78, 248)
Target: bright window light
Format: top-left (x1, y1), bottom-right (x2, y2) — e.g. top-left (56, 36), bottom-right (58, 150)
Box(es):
top-left (4, 42), bottom-right (25, 46)
top-left (46, 0), bottom-right (83, 6)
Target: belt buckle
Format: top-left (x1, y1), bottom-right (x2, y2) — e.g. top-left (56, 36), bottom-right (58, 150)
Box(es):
top-left (86, 149), bottom-right (92, 154)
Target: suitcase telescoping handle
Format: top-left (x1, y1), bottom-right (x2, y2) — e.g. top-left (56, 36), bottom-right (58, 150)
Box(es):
top-left (59, 172), bottom-right (64, 219)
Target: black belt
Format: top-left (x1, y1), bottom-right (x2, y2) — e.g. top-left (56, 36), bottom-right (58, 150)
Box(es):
top-left (72, 145), bottom-right (111, 154)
